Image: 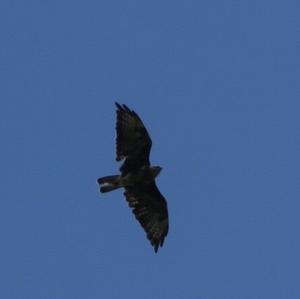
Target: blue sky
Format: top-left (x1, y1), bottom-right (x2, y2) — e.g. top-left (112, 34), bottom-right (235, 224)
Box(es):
top-left (1, 0), bottom-right (299, 298)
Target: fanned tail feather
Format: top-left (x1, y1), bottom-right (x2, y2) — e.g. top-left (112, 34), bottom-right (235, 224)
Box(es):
top-left (97, 175), bottom-right (121, 193)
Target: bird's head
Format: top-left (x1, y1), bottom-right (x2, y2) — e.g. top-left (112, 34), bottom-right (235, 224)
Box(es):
top-left (151, 166), bottom-right (162, 178)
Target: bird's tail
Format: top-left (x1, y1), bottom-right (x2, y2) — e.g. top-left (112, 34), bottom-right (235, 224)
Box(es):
top-left (97, 175), bottom-right (121, 193)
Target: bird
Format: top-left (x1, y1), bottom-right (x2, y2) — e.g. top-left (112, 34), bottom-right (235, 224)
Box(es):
top-left (97, 102), bottom-right (169, 253)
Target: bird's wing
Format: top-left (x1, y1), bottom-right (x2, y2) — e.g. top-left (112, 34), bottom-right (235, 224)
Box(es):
top-left (124, 182), bottom-right (169, 253)
top-left (115, 103), bottom-right (152, 174)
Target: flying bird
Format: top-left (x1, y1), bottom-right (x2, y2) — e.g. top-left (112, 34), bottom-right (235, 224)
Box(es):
top-left (97, 102), bottom-right (169, 253)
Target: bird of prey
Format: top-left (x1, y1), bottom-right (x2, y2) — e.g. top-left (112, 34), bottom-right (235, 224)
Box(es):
top-left (97, 103), bottom-right (169, 253)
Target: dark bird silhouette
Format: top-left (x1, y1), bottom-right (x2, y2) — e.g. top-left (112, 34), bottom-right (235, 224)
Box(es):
top-left (97, 103), bottom-right (169, 253)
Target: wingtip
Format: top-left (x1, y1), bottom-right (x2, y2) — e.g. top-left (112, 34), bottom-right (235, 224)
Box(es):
top-left (115, 102), bottom-right (122, 109)
top-left (122, 104), bottom-right (131, 112)
top-left (115, 102), bottom-right (133, 114)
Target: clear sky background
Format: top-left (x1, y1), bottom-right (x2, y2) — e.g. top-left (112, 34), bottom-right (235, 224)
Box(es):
top-left (1, 1), bottom-right (299, 298)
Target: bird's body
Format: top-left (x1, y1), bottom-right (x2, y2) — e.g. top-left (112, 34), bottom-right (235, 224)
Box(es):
top-left (98, 165), bottom-right (161, 194)
top-left (97, 103), bottom-right (169, 252)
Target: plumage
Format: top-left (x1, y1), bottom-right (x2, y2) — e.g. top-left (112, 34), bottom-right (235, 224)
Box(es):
top-left (97, 102), bottom-right (169, 253)
top-left (115, 102), bottom-right (152, 174)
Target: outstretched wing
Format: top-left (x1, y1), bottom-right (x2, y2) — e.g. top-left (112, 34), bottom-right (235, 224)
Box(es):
top-left (115, 102), bottom-right (152, 174)
top-left (124, 183), bottom-right (169, 253)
